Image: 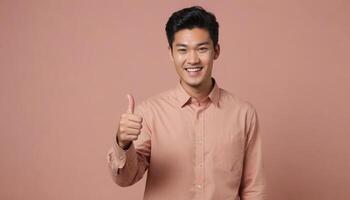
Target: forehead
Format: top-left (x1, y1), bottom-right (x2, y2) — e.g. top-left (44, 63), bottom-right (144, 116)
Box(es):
top-left (173, 28), bottom-right (212, 47)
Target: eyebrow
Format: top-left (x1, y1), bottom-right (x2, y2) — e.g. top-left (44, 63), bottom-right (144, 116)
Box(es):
top-left (175, 42), bottom-right (210, 48)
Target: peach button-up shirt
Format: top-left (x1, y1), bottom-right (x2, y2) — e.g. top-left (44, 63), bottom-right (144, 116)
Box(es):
top-left (107, 78), bottom-right (267, 200)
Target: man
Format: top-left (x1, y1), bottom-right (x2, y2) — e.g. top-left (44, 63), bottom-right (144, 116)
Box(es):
top-left (107, 6), bottom-right (267, 200)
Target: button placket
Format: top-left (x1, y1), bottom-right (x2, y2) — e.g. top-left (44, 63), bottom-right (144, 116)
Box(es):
top-left (200, 108), bottom-right (205, 195)
top-left (197, 106), bottom-right (206, 195)
top-left (192, 102), bottom-right (210, 197)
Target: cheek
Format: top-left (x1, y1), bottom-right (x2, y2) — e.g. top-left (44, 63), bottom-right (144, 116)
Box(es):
top-left (173, 55), bottom-right (185, 66)
top-left (200, 56), bottom-right (212, 65)
top-left (173, 58), bottom-right (183, 71)
top-left (200, 52), bottom-right (214, 61)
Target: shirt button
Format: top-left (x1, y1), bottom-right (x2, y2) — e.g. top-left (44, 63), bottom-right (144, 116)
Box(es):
top-left (196, 184), bottom-right (202, 189)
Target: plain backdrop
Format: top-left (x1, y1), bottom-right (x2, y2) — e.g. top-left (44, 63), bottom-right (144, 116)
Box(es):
top-left (1, 0), bottom-right (349, 199)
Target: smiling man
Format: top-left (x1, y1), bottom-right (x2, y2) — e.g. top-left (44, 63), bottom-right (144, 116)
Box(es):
top-left (107, 6), bottom-right (267, 200)
top-left (171, 27), bottom-right (218, 101)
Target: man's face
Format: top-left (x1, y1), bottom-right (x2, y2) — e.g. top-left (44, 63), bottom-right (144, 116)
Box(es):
top-left (169, 28), bottom-right (220, 89)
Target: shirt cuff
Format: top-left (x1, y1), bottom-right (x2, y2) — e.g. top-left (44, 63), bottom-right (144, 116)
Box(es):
top-left (111, 139), bottom-right (136, 169)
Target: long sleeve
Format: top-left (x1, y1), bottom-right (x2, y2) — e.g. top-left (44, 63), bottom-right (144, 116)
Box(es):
top-left (106, 104), bottom-right (152, 187)
top-left (239, 106), bottom-right (267, 200)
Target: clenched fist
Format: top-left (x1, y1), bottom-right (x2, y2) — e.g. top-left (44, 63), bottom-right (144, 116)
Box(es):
top-left (116, 94), bottom-right (143, 150)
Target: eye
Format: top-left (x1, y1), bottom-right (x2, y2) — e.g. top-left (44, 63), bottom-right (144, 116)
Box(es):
top-left (177, 49), bottom-right (187, 53)
top-left (198, 47), bottom-right (208, 53)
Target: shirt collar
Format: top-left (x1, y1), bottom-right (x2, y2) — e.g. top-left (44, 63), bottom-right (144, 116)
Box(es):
top-left (175, 77), bottom-right (220, 108)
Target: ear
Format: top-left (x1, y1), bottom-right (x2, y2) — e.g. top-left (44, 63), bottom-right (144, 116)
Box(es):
top-left (214, 44), bottom-right (220, 60)
top-left (168, 46), bottom-right (174, 62)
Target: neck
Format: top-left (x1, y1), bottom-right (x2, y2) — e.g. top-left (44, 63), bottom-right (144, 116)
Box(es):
top-left (181, 78), bottom-right (214, 101)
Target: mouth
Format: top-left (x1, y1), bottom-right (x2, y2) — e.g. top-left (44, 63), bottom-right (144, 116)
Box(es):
top-left (184, 66), bottom-right (203, 77)
top-left (184, 66), bottom-right (203, 72)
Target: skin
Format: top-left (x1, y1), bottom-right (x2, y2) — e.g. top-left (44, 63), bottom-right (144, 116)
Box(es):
top-left (168, 27), bottom-right (220, 102)
top-left (117, 94), bottom-right (142, 149)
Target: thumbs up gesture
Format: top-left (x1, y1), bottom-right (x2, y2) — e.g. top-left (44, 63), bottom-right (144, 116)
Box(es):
top-left (116, 94), bottom-right (143, 150)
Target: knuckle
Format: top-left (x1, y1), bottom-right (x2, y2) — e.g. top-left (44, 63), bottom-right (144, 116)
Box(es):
top-left (134, 114), bottom-right (141, 121)
top-left (119, 120), bottom-right (125, 126)
top-left (119, 127), bottom-right (125, 133)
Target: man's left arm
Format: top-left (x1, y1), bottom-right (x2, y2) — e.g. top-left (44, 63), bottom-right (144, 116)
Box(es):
top-left (239, 106), bottom-right (267, 200)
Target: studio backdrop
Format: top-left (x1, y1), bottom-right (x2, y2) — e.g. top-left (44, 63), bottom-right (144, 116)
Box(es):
top-left (1, 1), bottom-right (349, 200)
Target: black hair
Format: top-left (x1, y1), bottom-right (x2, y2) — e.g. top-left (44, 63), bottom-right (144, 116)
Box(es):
top-left (165, 6), bottom-right (219, 49)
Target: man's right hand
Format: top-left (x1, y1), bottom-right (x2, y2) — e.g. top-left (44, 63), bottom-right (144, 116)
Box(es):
top-left (116, 94), bottom-right (143, 150)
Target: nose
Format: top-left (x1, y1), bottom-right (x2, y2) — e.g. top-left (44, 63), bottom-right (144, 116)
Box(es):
top-left (187, 50), bottom-right (200, 64)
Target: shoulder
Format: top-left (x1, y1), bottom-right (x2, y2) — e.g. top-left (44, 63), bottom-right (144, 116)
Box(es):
top-left (219, 88), bottom-right (256, 113)
top-left (135, 88), bottom-right (176, 114)
top-left (219, 88), bottom-right (259, 133)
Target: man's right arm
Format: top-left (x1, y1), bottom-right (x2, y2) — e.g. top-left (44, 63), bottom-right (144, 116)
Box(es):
top-left (106, 94), bottom-right (151, 187)
top-left (106, 133), bottom-right (151, 187)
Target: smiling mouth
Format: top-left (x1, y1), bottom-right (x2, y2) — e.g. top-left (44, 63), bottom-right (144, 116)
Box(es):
top-left (184, 67), bottom-right (203, 72)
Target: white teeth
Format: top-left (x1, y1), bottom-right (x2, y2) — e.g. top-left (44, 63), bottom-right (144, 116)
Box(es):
top-left (186, 67), bottom-right (202, 72)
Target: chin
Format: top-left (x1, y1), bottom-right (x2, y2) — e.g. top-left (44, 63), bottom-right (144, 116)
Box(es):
top-left (183, 79), bottom-right (203, 88)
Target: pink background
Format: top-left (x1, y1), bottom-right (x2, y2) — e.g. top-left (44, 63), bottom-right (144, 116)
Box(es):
top-left (1, 1), bottom-right (349, 199)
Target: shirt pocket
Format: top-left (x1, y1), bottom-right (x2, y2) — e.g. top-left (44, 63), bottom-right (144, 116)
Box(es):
top-left (213, 131), bottom-right (244, 173)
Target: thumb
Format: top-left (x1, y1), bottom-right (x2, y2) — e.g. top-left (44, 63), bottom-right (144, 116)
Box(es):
top-left (126, 94), bottom-right (135, 114)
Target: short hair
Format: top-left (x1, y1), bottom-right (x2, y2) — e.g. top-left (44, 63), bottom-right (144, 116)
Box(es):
top-left (165, 6), bottom-right (219, 49)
